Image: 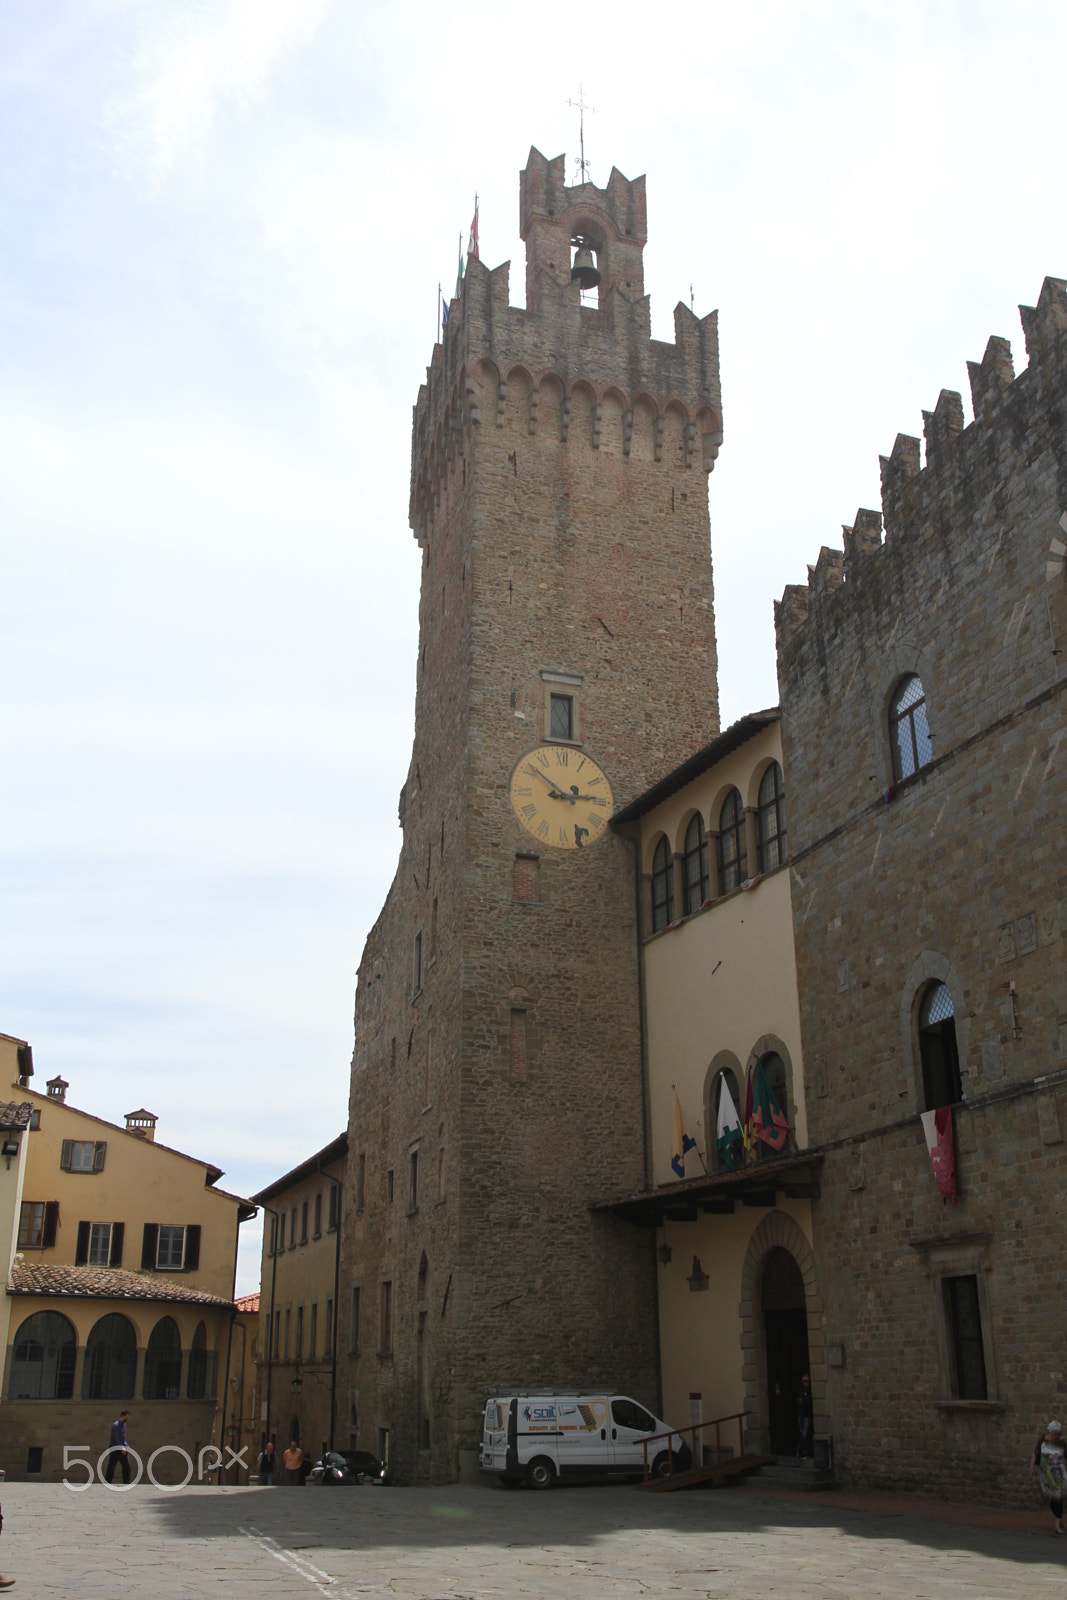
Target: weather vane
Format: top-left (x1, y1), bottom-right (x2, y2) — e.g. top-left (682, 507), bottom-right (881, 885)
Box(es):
top-left (567, 86), bottom-right (596, 183)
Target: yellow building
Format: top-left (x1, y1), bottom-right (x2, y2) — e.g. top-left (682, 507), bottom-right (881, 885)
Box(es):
top-left (254, 1133), bottom-right (345, 1473)
top-left (0, 1056), bottom-right (255, 1483)
top-left (606, 711), bottom-right (826, 1468)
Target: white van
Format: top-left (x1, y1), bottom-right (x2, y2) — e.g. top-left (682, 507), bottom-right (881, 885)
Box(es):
top-left (480, 1393), bottom-right (692, 1487)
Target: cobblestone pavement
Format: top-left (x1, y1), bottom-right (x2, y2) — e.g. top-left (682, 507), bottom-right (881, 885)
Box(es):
top-left (3, 1478), bottom-right (1066, 1598)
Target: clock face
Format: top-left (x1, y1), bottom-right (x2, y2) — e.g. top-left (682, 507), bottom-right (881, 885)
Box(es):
top-left (509, 744), bottom-right (614, 850)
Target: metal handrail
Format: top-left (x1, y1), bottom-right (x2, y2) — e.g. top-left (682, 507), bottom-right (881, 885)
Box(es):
top-left (641, 1409), bottom-right (752, 1484)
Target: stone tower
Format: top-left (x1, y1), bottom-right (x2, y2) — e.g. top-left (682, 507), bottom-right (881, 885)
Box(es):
top-left (339, 147), bottom-right (724, 1483)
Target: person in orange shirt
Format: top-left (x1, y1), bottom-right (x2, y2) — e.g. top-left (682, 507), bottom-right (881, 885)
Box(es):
top-left (282, 1440), bottom-right (304, 1486)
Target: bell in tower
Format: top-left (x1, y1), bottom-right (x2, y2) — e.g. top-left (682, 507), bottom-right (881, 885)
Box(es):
top-left (570, 238), bottom-right (601, 290)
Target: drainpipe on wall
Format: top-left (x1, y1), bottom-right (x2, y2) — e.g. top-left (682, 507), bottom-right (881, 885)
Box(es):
top-left (316, 1159), bottom-right (342, 1453)
top-left (624, 822), bottom-right (663, 1420)
top-left (216, 1308), bottom-right (236, 1485)
top-left (260, 1203), bottom-right (280, 1462)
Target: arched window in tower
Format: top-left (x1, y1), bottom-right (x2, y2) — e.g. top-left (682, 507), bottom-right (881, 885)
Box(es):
top-left (717, 788), bottom-right (747, 894)
top-left (760, 1052), bottom-right (790, 1127)
top-left (651, 835), bottom-right (674, 932)
top-left (889, 675), bottom-right (933, 781)
top-left (918, 982), bottom-right (962, 1109)
top-left (682, 814), bottom-right (709, 915)
top-left (757, 763), bottom-right (788, 872)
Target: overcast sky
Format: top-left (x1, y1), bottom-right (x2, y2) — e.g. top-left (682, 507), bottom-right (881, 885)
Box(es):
top-left (1, 1), bottom-right (1064, 1294)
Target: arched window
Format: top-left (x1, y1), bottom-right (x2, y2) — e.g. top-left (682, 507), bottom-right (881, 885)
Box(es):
top-left (651, 835), bottom-right (674, 932)
top-left (9, 1311), bottom-right (76, 1400)
top-left (889, 674), bottom-right (933, 781)
top-left (760, 1052), bottom-right (790, 1124)
top-left (143, 1316), bottom-right (182, 1400)
top-left (918, 982), bottom-right (962, 1109)
top-left (712, 1067), bottom-right (743, 1170)
top-left (187, 1320), bottom-right (208, 1400)
top-left (716, 789), bottom-right (747, 894)
top-left (83, 1313), bottom-right (137, 1400)
top-left (757, 763), bottom-right (788, 871)
top-left (682, 814), bottom-right (709, 915)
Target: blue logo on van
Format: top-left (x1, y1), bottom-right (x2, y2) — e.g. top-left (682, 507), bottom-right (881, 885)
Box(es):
top-left (523, 1404), bottom-right (556, 1422)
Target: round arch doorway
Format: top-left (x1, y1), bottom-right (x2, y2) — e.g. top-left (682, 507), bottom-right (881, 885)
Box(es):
top-left (761, 1247), bottom-right (810, 1454)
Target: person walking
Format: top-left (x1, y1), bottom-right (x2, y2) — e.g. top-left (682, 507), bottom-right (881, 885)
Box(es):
top-left (257, 1440), bottom-right (276, 1485)
top-left (0, 1500), bottom-right (14, 1588)
top-left (282, 1440), bottom-right (303, 1487)
top-left (104, 1409), bottom-right (131, 1485)
top-left (795, 1375), bottom-right (814, 1460)
top-left (1031, 1419), bottom-right (1067, 1533)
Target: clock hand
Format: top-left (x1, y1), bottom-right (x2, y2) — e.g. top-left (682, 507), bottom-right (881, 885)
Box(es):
top-left (548, 786), bottom-right (609, 805)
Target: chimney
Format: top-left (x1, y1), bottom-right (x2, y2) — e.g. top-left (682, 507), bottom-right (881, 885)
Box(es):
top-left (46, 1075), bottom-right (68, 1103)
top-left (125, 1109), bottom-right (158, 1142)
top-left (16, 1043), bottom-right (33, 1087)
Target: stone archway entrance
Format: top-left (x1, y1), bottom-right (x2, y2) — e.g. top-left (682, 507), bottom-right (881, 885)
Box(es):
top-left (762, 1247), bottom-right (810, 1453)
top-left (739, 1211), bottom-right (822, 1456)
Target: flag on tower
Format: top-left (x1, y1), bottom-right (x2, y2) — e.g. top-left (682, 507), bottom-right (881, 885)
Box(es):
top-left (716, 1076), bottom-right (743, 1171)
top-left (468, 195), bottom-right (479, 261)
top-left (671, 1095), bottom-right (697, 1180)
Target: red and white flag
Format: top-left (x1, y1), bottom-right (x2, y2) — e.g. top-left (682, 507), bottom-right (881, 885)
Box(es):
top-left (468, 196), bottom-right (479, 261)
top-left (920, 1107), bottom-right (957, 1204)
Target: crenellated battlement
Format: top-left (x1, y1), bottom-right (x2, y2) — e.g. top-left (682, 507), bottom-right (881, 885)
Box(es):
top-left (775, 275), bottom-right (1067, 655)
top-left (409, 148), bottom-right (723, 542)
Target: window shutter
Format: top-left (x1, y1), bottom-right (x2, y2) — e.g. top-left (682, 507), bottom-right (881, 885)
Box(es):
top-left (93, 1141), bottom-right (107, 1172)
top-left (75, 1221), bottom-right (90, 1266)
top-left (184, 1224), bottom-right (201, 1271)
top-left (43, 1201), bottom-right (59, 1248)
top-left (60, 1140), bottom-right (73, 1172)
top-left (141, 1223), bottom-right (158, 1270)
top-left (109, 1221), bottom-right (124, 1267)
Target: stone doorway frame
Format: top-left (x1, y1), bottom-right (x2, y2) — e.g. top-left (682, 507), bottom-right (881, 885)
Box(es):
top-left (739, 1211), bottom-right (825, 1454)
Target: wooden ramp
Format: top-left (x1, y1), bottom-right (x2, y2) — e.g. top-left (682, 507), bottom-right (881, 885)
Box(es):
top-left (640, 1453), bottom-right (776, 1491)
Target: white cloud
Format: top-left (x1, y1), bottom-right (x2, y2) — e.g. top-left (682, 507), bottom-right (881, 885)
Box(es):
top-left (107, 0), bottom-right (332, 177)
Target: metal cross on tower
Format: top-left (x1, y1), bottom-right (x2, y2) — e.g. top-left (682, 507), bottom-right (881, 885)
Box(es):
top-left (567, 86), bottom-right (596, 183)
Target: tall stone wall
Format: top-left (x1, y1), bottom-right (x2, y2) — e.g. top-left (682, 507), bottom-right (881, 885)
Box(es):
top-left (339, 147), bottom-right (724, 1482)
top-left (776, 276), bottom-right (1067, 1501)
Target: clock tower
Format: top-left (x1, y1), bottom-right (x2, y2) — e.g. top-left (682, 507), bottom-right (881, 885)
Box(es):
top-left (341, 147), bottom-right (723, 1482)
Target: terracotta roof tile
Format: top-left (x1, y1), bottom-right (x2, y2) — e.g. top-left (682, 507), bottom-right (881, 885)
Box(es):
top-left (8, 1263), bottom-right (234, 1307)
top-left (234, 1292), bottom-right (260, 1313)
top-left (0, 1103), bottom-right (33, 1131)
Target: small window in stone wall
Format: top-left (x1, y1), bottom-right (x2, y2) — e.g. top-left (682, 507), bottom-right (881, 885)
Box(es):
top-left (510, 1010), bottom-right (528, 1083)
top-left (943, 1275), bottom-right (988, 1399)
top-left (513, 855), bottom-right (540, 901)
top-left (918, 982), bottom-right (962, 1109)
top-left (549, 693), bottom-right (573, 741)
top-left (412, 930), bottom-right (423, 998)
top-left (889, 674), bottom-right (933, 781)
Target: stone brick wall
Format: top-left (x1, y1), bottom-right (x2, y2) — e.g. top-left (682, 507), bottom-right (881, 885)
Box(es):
top-left (776, 276), bottom-right (1067, 1502)
top-left (338, 148), bottom-right (724, 1483)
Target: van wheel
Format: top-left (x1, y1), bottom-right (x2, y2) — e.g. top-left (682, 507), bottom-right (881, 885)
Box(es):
top-left (650, 1452), bottom-right (674, 1480)
top-left (525, 1457), bottom-right (556, 1490)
